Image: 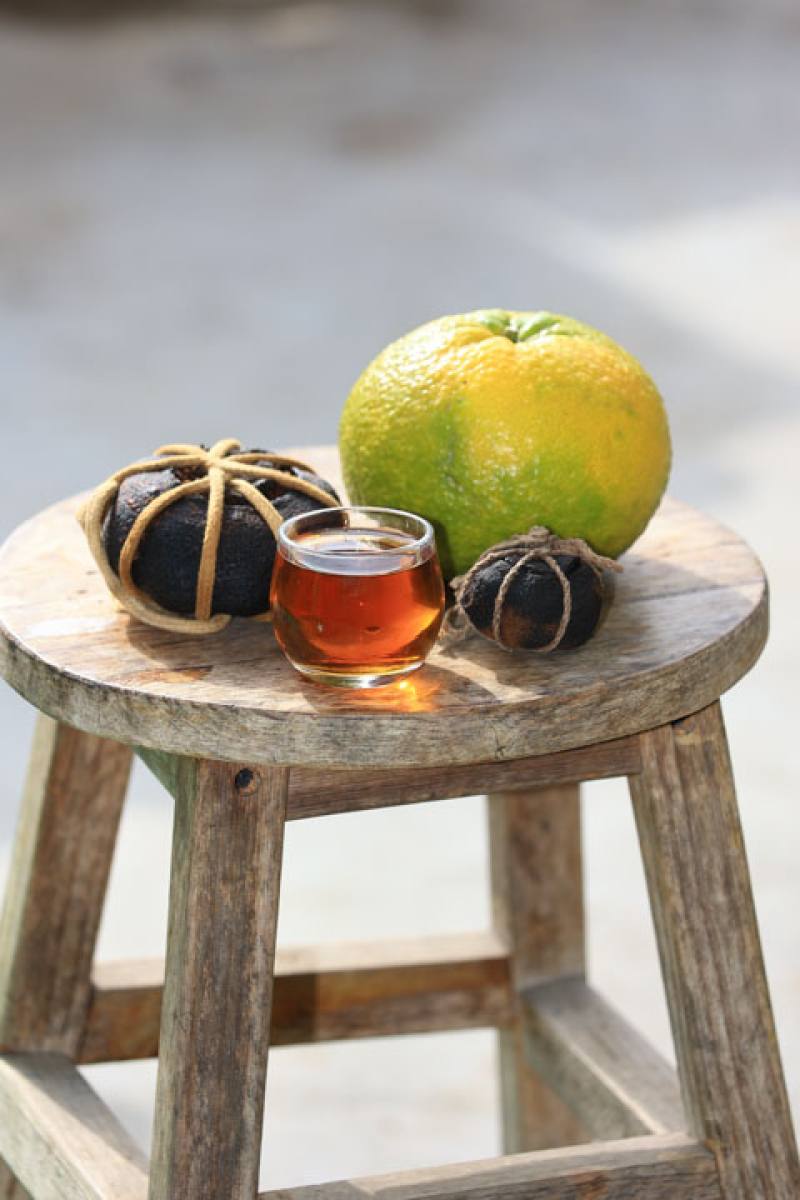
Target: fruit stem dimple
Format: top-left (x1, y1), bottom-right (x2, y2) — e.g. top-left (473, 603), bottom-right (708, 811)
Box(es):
top-left (516, 313), bottom-right (560, 340)
top-left (476, 310), bottom-right (560, 343)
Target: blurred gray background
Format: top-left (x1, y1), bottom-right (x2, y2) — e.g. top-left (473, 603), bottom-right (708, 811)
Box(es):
top-left (1, 0), bottom-right (798, 1189)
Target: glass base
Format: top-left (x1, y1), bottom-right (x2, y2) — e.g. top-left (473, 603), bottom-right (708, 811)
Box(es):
top-left (288, 658), bottom-right (424, 689)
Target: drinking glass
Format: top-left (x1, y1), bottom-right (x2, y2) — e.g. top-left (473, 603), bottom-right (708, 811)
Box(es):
top-left (270, 506), bottom-right (445, 688)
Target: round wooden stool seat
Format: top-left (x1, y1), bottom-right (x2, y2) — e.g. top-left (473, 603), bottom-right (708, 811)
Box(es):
top-left (0, 449), bottom-right (797, 1200)
top-left (0, 446), bottom-right (766, 769)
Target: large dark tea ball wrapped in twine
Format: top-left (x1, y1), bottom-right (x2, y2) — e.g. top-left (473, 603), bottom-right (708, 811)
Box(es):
top-left (77, 438), bottom-right (340, 635)
top-left (442, 527), bottom-right (622, 653)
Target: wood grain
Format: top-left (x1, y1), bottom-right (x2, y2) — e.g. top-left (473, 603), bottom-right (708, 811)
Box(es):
top-left (137, 736), bottom-right (640, 821)
top-left (630, 702), bottom-right (800, 1198)
top-left (259, 1133), bottom-right (721, 1200)
top-left (148, 757), bottom-right (288, 1200)
top-left (0, 446), bottom-right (768, 769)
top-left (0, 1052), bottom-right (148, 1200)
top-left (81, 932), bottom-right (511, 1063)
top-left (522, 977), bottom-right (684, 1139)
top-left (286, 738), bottom-right (638, 817)
top-left (0, 717), bottom-right (131, 1055)
top-left (488, 785), bottom-right (586, 1152)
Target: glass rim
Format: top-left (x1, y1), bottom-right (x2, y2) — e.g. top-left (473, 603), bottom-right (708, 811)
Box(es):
top-left (277, 505), bottom-right (435, 559)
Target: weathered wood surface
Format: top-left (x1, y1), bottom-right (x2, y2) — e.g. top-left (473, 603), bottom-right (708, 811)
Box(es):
top-left (0, 717), bottom-right (131, 1055)
top-left (137, 736), bottom-right (640, 821)
top-left (0, 1052), bottom-right (148, 1200)
top-left (630, 702), bottom-right (800, 1199)
top-left (80, 958), bottom-right (165, 1063)
top-left (149, 757), bottom-right (287, 1200)
top-left (522, 977), bottom-right (684, 1140)
top-left (80, 932), bottom-right (512, 1062)
top-left (288, 736), bottom-right (639, 815)
top-left (0, 447), bottom-right (767, 769)
top-left (489, 785), bottom-right (586, 1152)
top-left (260, 1133), bottom-right (721, 1200)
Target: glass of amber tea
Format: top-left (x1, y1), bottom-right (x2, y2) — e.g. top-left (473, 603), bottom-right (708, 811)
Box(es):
top-left (270, 506), bottom-right (445, 688)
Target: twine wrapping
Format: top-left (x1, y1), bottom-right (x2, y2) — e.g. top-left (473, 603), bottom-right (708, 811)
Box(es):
top-left (76, 438), bottom-right (338, 635)
top-left (441, 526), bottom-right (623, 653)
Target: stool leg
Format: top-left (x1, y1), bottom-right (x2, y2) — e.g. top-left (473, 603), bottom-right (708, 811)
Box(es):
top-left (0, 716), bottom-right (131, 1056)
top-left (630, 701), bottom-right (800, 1199)
top-left (149, 757), bottom-right (288, 1200)
top-left (0, 716), bottom-right (132, 1198)
top-left (488, 784), bottom-right (586, 1152)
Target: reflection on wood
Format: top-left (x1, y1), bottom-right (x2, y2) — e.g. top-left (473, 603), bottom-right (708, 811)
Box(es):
top-left (0, 446), bottom-right (767, 768)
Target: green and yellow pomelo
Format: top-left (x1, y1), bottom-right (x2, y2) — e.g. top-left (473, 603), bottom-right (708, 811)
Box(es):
top-left (339, 310), bottom-right (671, 579)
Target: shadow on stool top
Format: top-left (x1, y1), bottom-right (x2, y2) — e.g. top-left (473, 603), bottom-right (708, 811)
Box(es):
top-left (0, 446), bottom-right (767, 770)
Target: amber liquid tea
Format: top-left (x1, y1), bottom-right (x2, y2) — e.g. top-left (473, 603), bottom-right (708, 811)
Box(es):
top-left (271, 521), bottom-right (445, 687)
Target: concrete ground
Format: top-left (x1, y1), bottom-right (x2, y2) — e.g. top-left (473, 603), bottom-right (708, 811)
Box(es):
top-left (1, 0), bottom-right (799, 1188)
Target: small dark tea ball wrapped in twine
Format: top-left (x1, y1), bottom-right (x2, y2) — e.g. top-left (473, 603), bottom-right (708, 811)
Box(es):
top-left (442, 527), bottom-right (623, 653)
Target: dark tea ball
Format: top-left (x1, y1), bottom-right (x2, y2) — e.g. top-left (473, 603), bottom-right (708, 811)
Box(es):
top-left (461, 551), bottom-right (607, 651)
top-left (102, 453), bottom-right (340, 618)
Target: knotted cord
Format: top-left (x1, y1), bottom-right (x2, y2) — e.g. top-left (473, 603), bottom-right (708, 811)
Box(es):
top-left (441, 526), bottom-right (622, 653)
top-left (77, 438), bottom-right (338, 635)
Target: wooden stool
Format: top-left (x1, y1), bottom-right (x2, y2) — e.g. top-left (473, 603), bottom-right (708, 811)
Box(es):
top-left (0, 446), bottom-right (797, 1200)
